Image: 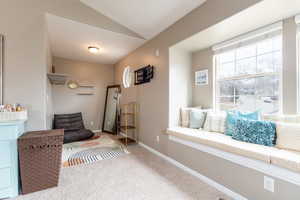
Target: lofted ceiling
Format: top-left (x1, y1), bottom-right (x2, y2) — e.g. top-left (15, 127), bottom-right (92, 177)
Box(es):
top-left (46, 14), bottom-right (145, 65)
top-left (173, 0), bottom-right (300, 52)
top-left (80, 0), bottom-right (207, 40)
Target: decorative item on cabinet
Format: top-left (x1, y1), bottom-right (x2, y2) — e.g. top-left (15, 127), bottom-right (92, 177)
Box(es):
top-left (0, 104), bottom-right (27, 122)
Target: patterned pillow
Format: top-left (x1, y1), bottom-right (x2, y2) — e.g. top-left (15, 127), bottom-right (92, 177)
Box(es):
top-left (203, 112), bottom-right (226, 133)
top-left (225, 111), bottom-right (260, 136)
top-left (189, 110), bottom-right (207, 129)
top-left (232, 118), bottom-right (276, 147)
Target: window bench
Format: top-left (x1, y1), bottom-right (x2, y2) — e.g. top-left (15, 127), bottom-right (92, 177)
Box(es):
top-left (166, 127), bottom-right (300, 175)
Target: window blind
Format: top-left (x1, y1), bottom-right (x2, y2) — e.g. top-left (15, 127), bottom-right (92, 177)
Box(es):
top-left (212, 21), bottom-right (283, 54)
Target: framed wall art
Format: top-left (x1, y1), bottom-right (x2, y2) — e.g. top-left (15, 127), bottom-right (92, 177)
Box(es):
top-left (195, 69), bottom-right (208, 86)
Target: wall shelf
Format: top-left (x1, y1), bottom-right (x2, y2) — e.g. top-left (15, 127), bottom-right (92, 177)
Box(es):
top-left (79, 85), bottom-right (95, 88)
top-left (77, 93), bottom-right (94, 95)
top-left (47, 73), bottom-right (68, 85)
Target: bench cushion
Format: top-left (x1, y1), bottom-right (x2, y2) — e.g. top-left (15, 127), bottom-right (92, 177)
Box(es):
top-left (203, 112), bottom-right (226, 133)
top-left (167, 127), bottom-right (271, 163)
top-left (270, 149), bottom-right (300, 173)
top-left (276, 122), bottom-right (300, 152)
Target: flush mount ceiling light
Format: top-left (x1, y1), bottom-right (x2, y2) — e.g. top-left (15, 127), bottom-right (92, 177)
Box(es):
top-left (88, 46), bottom-right (99, 54)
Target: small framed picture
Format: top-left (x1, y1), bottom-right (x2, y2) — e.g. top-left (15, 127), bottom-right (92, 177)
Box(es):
top-left (195, 69), bottom-right (208, 86)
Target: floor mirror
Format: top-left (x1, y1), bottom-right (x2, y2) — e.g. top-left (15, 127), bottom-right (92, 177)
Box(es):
top-left (102, 85), bottom-right (121, 134)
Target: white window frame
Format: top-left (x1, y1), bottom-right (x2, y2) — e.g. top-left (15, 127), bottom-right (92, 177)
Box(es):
top-left (212, 22), bottom-right (283, 114)
top-left (296, 14), bottom-right (300, 113)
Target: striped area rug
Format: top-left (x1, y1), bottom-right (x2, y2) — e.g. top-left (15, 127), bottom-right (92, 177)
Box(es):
top-left (62, 135), bottom-right (129, 167)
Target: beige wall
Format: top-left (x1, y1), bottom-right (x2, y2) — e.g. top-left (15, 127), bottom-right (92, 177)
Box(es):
top-left (192, 48), bottom-right (214, 109)
top-left (114, 0), bottom-right (300, 199)
top-left (0, 0), bottom-right (139, 131)
top-left (169, 47), bottom-right (192, 126)
top-left (283, 17), bottom-right (298, 114)
top-left (52, 57), bottom-right (114, 130)
top-left (45, 19), bottom-right (54, 130)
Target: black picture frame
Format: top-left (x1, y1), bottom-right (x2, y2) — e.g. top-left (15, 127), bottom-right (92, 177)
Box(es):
top-left (134, 65), bottom-right (154, 85)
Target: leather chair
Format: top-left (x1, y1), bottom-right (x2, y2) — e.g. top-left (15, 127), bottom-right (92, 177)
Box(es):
top-left (53, 113), bottom-right (94, 144)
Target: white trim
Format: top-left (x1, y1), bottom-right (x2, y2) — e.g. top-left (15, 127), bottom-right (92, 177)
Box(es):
top-left (218, 72), bottom-right (279, 82)
top-left (169, 135), bottom-right (300, 187)
top-left (213, 21), bottom-right (282, 52)
top-left (138, 142), bottom-right (248, 200)
top-left (297, 29), bottom-right (300, 114)
top-left (295, 14), bottom-right (300, 25)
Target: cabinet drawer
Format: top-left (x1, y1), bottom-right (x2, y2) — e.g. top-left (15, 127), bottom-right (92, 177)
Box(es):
top-left (0, 126), bottom-right (19, 140)
top-left (0, 168), bottom-right (12, 189)
top-left (0, 142), bottom-right (11, 168)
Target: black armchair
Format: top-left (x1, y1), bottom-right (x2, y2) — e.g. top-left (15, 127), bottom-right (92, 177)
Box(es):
top-left (53, 113), bottom-right (94, 144)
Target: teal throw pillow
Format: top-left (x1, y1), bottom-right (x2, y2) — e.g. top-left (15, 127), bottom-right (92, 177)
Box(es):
top-left (232, 118), bottom-right (276, 147)
top-left (238, 111), bottom-right (260, 120)
top-left (225, 110), bottom-right (260, 136)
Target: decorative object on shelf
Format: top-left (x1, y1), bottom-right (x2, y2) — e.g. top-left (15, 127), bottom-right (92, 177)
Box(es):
top-left (195, 69), bottom-right (208, 86)
top-left (67, 80), bottom-right (79, 89)
top-left (102, 85), bottom-right (121, 134)
top-left (71, 81), bottom-right (96, 95)
top-left (134, 65), bottom-right (154, 85)
top-left (118, 102), bottom-right (138, 146)
top-left (51, 65), bottom-right (56, 73)
top-left (47, 73), bottom-right (68, 85)
top-left (122, 66), bottom-right (133, 88)
top-left (0, 35), bottom-right (4, 104)
top-left (0, 104), bottom-right (27, 122)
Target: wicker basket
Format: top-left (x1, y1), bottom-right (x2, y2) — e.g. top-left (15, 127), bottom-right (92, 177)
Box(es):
top-left (18, 129), bottom-right (64, 194)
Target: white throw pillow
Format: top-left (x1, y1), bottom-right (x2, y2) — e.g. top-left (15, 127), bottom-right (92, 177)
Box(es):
top-left (276, 122), bottom-right (300, 152)
top-left (203, 112), bottom-right (226, 133)
top-left (180, 106), bottom-right (202, 127)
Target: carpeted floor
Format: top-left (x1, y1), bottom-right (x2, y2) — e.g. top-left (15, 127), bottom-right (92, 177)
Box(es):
top-left (13, 141), bottom-right (231, 200)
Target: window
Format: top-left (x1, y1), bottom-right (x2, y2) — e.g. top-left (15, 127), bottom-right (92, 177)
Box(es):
top-left (214, 31), bottom-right (282, 114)
top-left (296, 15), bottom-right (300, 113)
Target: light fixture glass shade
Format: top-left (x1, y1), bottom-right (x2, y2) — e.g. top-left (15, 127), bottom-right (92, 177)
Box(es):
top-left (88, 46), bottom-right (99, 54)
top-left (67, 80), bottom-right (79, 89)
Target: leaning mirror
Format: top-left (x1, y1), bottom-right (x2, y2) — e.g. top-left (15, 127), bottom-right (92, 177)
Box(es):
top-left (102, 85), bottom-right (121, 134)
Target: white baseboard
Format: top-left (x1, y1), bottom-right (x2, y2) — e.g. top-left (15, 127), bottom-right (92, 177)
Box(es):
top-left (138, 142), bottom-right (248, 200)
top-left (92, 130), bottom-right (102, 133)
